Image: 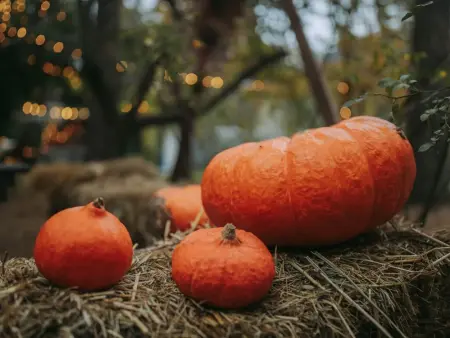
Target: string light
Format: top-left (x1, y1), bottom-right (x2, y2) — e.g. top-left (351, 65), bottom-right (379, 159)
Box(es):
top-left (202, 76), bottom-right (212, 87)
top-left (78, 108), bottom-right (89, 119)
top-left (40, 1), bottom-right (50, 11)
top-left (211, 77), bottom-right (224, 89)
top-left (337, 81), bottom-right (350, 95)
top-left (185, 73), bottom-right (198, 85)
top-left (7, 27), bottom-right (16, 37)
top-left (27, 54), bottom-right (36, 65)
top-left (17, 3), bottom-right (25, 13)
top-left (52, 65), bottom-right (61, 76)
top-left (62, 66), bottom-right (75, 78)
top-left (116, 61), bottom-right (127, 72)
top-left (137, 101), bottom-right (149, 114)
top-left (35, 34), bottom-right (45, 46)
top-left (340, 107), bottom-right (352, 120)
top-left (53, 41), bottom-right (64, 53)
top-left (22, 102), bottom-right (89, 120)
top-left (22, 101), bottom-right (32, 114)
top-left (56, 11), bottom-right (66, 21)
top-left (43, 62), bottom-right (53, 74)
top-left (2, 13), bottom-right (11, 22)
top-left (17, 27), bottom-right (26, 38)
top-left (121, 103), bottom-right (132, 113)
top-left (251, 80), bottom-right (264, 91)
top-left (71, 48), bottom-right (82, 59)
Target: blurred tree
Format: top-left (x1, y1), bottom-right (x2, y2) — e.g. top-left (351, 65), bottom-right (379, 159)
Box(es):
top-left (0, 0), bottom-right (287, 182)
top-left (280, 0), bottom-right (338, 126)
top-left (403, 0), bottom-right (450, 219)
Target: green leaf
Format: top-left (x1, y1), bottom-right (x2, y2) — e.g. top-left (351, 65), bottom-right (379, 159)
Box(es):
top-left (394, 83), bottom-right (410, 91)
top-left (342, 93), bottom-right (368, 108)
top-left (378, 77), bottom-right (395, 88)
top-left (420, 108), bottom-right (438, 121)
top-left (420, 113), bottom-right (430, 121)
top-left (400, 74), bottom-right (411, 82)
top-left (401, 12), bottom-right (414, 22)
top-left (418, 142), bottom-right (434, 152)
top-left (417, 1), bottom-right (434, 7)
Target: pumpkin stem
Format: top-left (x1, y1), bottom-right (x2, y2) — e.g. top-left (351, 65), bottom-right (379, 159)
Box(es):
top-left (93, 197), bottom-right (105, 210)
top-left (221, 224), bottom-right (241, 243)
top-left (396, 126), bottom-right (407, 140)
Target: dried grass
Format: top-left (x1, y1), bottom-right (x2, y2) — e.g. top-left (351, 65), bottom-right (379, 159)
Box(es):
top-left (1, 221), bottom-right (450, 338)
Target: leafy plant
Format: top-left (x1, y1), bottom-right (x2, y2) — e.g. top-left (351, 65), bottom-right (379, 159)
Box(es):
top-left (343, 73), bottom-right (450, 153)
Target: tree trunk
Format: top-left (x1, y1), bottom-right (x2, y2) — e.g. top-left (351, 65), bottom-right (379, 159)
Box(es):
top-left (405, 0), bottom-right (450, 210)
top-left (170, 107), bottom-right (194, 182)
top-left (280, 0), bottom-right (338, 126)
top-left (78, 0), bottom-right (122, 161)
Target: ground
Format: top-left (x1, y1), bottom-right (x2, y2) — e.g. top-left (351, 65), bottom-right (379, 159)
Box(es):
top-left (1, 191), bottom-right (450, 258)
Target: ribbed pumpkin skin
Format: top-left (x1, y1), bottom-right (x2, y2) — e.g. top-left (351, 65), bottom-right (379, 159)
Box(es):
top-left (154, 185), bottom-right (210, 232)
top-left (201, 116), bottom-right (416, 247)
top-left (336, 116), bottom-right (416, 229)
top-left (171, 225), bottom-right (275, 309)
top-left (33, 199), bottom-right (133, 291)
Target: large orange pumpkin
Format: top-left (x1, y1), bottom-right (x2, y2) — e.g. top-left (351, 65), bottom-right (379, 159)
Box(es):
top-left (34, 197), bottom-right (134, 291)
top-left (201, 116), bottom-right (416, 247)
top-left (171, 223), bottom-right (275, 309)
top-left (154, 184), bottom-right (210, 232)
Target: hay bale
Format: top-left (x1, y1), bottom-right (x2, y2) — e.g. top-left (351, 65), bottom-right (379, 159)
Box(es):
top-left (1, 225), bottom-right (450, 337)
top-left (16, 156), bottom-right (161, 198)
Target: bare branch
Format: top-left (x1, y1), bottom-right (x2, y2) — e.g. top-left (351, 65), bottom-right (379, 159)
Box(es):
top-left (128, 56), bottom-right (162, 120)
top-left (136, 114), bottom-right (182, 126)
top-left (281, 0), bottom-right (338, 126)
top-left (197, 48), bottom-right (288, 117)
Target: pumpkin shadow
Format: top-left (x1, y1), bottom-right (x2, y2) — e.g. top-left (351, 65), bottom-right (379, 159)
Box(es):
top-left (193, 295), bottom-right (271, 314)
top-left (267, 227), bottom-right (386, 256)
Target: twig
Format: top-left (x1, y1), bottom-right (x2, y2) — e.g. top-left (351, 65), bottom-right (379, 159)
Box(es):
top-left (312, 252), bottom-right (409, 338)
top-left (322, 300), bottom-right (356, 338)
top-left (411, 227), bottom-right (450, 247)
top-left (306, 257), bottom-right (395, 338)
top-left (1, 251), bottom-right (8, 276)
top-left (288, 261), bottom-right (327, 291)
top-left (131, 273), bottom-right (140, 302)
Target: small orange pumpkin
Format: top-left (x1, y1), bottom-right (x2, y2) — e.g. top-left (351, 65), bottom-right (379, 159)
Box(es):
top-left (171, 223), bottom-right (275, 309)
top-left (201, 116), bottom-right (416, 247)
top-left (34, 197), bottom-right (133, 291)
top-left (154, 184), bottom-right (210, 232)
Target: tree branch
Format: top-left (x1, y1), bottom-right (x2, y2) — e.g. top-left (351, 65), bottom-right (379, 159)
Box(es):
top-left (136, 114), bottom-right (182, 126)
top-left (281, 0), bottom-right (338, 126)
top-left (197, 48), bottom-right (288, 117)
top-left (165, 0), bottom-right (183, 21)
top-left (127, 56), bottom-right (162, 120)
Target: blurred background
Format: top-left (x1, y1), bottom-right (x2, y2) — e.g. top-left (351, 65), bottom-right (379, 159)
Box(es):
top-left (1, 0), bottom-right (449, 256)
